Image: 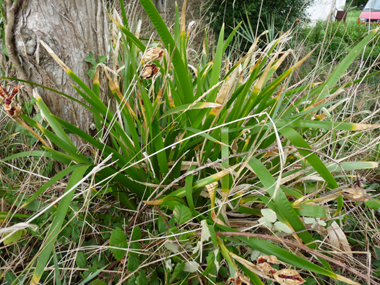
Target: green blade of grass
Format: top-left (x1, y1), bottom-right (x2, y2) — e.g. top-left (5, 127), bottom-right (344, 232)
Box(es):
top-left (311, 27), bottom-right (379, 101)
top-left (1, 150), bottom-right (52, 162)
top-left (185, 165), bottom-right (197, 215)
top-left (279, 119), bottom-right (380, 131)
top-left (185, 127), bottom-right (226, 146)
top-left (247, 157), bottom-right (313, 241)
top-left (31, 165), bottom-right (89, 284)
top-left (280, 127), bottom-right (338, 189)
top-left (207, 24), bottom-right (224, 102)
top-left (77, 264), bottom-right (109, 285)
top-left (34, 90), bottom-right (76, 149)
top-left (53, 251), bottom-right (62, 285)
top-left (21, 164), bottom-right (82, 208)
top-left (221, 127), bottom-right (229, 203)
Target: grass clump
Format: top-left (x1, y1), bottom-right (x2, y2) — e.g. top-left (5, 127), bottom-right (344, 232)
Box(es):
top-left (1, 1), bottom-right (380, 284)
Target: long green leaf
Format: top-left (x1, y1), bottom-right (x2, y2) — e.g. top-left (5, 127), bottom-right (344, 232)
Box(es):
top-left (247, 157), bottom-right (314, 243)
top-left (280, 127), bottom-right (338, 189)
top-left (31, 165), bottom-right (89, 284)
top-left (22, 164), bottom-right (82, 208)
top-left (311, 28), bottom-right (379, 101)
top-left (34, 92), bottom-right (76, 149)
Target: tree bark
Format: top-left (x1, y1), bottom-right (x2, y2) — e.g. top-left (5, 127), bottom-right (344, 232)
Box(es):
top-left (8, 0), bottom-right (108, 146)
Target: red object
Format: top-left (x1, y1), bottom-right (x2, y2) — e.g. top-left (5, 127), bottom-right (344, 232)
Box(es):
top-left (358, 0), bottom-right (380, 24)
top-left (358, 11), bottom-right (380, 24)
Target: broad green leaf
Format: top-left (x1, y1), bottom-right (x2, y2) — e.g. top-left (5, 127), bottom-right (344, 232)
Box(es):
top-left (118, 0), bottom-right (129, 28)
top-left (365, 199), bottom-right (380, 209)
top-left (34, 91), bottom-right (76, 149)
top-left (164, 242), bottom-right (179, 253)
top-left (208, 223), bottom-right (218, 247)
top-left (76, 252), bottom-right (87, 268)
top-left (202, 251), bottom-right (215, 276)
top-left (171, 263), bottom-right (186, 282)
top-left (72, 227), bottom-right (80, 243)
top-left (84, 52), bottom-right (97, 67)
top-left (110, 227), bottom-right (128, 261)
top-left (208, 24), bottom-right (224, 101)
top-left (136, 270), bottom-right (148, 285)
top-left (173, 204), bottom-right (192, 224)
top-left (279, 119), bottom-right (380, 131)
top-left (128, 256), bottom-right (140, 272)
top-left (294, 204), bottom-right (327, 218)
top-left (1, 151), bottom-right (53, 162)
top-left (222, 227), bottom-right (336, 277)
top-left (2, 229), bottom-right (26, 245)
top-left (248, 157), bottom-right (312, 242)
top-left (53, 252), bottom-right (62, 285)
top-left (185, 165), bottom-right (197, 215)
top-left (138, 0), bottom-right (193, 104)
top-left (5, 271), bottom-right (17, 284)
top-left (327, 161), bottom-right (379, 172)
top-left (127, 226), bottom-right (141, 272)
top-left (222, 22), bottom-right (242, 54)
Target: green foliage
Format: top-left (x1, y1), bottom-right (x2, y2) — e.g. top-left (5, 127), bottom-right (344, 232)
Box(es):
top-left (75, 252), bottom-right (88, 268)
top-left (3, 0), bottom-right (380, 284)
top-left (207, 0), bottom-right (311, 48)
top-left (2, 229), bottom-right (26, 245)
top-left (365, 198), bottom-right (380, 209)
top-left (298, 19), bottom-right (380, 64)
top-left (84, 52), bottom-right (107, 79)
top-left (109, 227), bottom-right (128, 260)
top-left (173, 204), bottom-right (192, 224)
top-left (347, 0), bottom-right (368, 8)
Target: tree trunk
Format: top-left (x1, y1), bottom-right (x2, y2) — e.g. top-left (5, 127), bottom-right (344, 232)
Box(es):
top-left (6, 0), bottom-right (108, 146)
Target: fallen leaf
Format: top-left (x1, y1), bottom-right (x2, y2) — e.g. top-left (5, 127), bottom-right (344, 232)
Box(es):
top-left (257, 255), bottom-right (279, 265)
top-left (342, 187), bottom-right (371, 202)
top-left (140, 63), bottom-right (160, 79)
top-left (142, 47), bottom-right (164, 63)
top-left (273, 269), bottom-right (306, 285)
top-left (327, 221), bottom-right (353, 258)
top-left (257, 262), bottom-right (277, 277)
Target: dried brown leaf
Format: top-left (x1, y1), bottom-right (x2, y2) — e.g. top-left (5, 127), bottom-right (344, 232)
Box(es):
top-left (140, 63), bottom-right (160, 79)
top-left (257, 255), bottom-right (279, 265)
top-left (273, 269), bottom-right (306, 285)
top-left (257, 262), bottom-right (277, 277)
top-left (142, 47), bottom-right (164, 63)
top-left (342, 187), bottom-right (371, 202)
